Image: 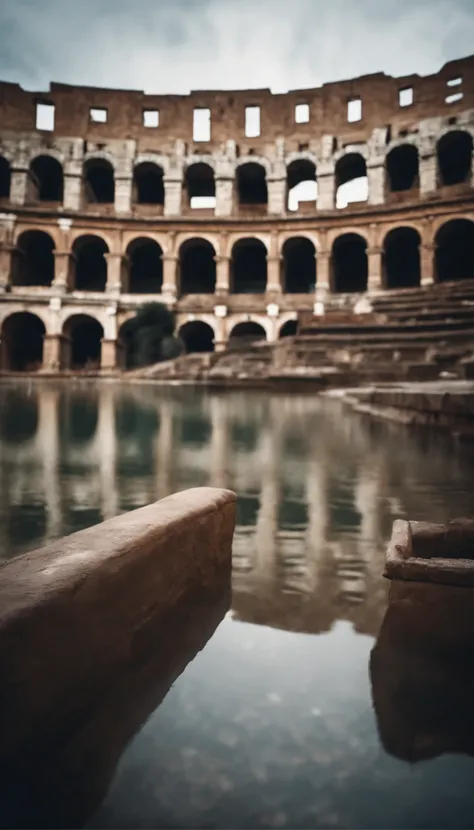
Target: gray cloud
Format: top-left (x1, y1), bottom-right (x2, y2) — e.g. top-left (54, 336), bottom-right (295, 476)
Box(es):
top-left (0, 0), bottom-right (473, 93)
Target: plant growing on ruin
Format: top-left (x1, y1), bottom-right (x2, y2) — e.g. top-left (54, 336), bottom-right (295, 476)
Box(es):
top-left (128, 302), bottom-right (184, 367)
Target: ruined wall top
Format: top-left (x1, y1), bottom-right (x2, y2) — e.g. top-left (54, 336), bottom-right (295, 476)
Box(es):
top-left (0, 55), bottom-right (473, 154)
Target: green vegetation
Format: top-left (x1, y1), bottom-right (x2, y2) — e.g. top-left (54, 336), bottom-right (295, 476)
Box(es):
top-left (125, 302), bottom-right (184, 368)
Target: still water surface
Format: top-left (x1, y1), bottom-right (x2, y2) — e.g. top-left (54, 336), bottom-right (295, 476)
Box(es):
top-left (1, 381), bottom-right (474, 829)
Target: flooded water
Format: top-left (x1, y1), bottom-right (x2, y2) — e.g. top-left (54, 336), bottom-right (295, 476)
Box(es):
top-left (1, 380), bottom-right (474, 829)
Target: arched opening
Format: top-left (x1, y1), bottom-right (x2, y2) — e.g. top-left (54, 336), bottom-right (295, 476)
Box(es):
top-left (83, 158), bottom-right (115, 204)
top-left (335, 153), bottom-right (368, 209)
top-left (229, 321), bottom-right (267, 347)
top-left (383, 227), bottom-right (421, 289)
top-left (13, 231), bottom-right (55, 287)
top-left (231, 238), bottom-right (267, 294)
top-left (72, 235), bottom-right (108, 292)
top-left (332, 234), bottom-right (368, 293)
top-left (179, 238), bottom-right (216, 295)
top-left (185, 163), bottom-right (216, 209)
top-left (237, 163), bottom-right (267, 206)
top-left (126, 238), bottom-right (163, 294)
top-left (60, 393), bottom-right (99, 447)
top-left (0, 156), bottom-right (11, 200)
top-left (179, 321), bottom-right (215, 353)
top-left (1, 312), bottom-right (45, 371)
top-left (435, 219), bottom-right (474, 283)
top-left (279, 319), bottom-right (298, 338)
top-left (282, 237), bottom-right (316, 293)
top-left (132, 162), bottom-right (164, 205)
top-left (437, 131), bottom-right (473, 187)
top-left (386, 145), bottom-right (419, 193)
top-left (287, 159), bottom-right (317, 211)
top-left (64, 314), bottom-right (104, 370)
top-left (28, 155), bottom-right (64, 202)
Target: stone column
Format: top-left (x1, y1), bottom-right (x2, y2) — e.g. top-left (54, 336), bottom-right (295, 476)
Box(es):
top-left (367, 246), bottom-right (382, 292)
top-left (367, 160), bottom-right (385, 205)
top-left (267, 176), bottom-right (286, 215)
top-left (0, 245), bottom-right (13, 293)
top-left (215, 255), bottom-right (230, 295)
top-left (317, 162), bottom-right (335, 211)
top-left (101, 338), bottom-right (122, 371)
top-left (105, 253), bottom-right (125, 295)
top-left (421, 243), bottom-right (435, 286)
top-left (63, 172), bottom-right (82, 211)
top-left (215, 176), bottom-right (233, 217)
top-left (420, 152), bottom-right (437, 196)
top-left (163, 172), bottom-right (183, 217)
top-left (115, 175), bottom-right (132, 215)
top-left (266, 232), bottom-right (282, 294)
top-left (161, 254), bottom-right (178, 299)
top-left (9, 168), bottom-right (28, 206)
top-left (316, 251), bottom-right (330, 296)
top-left (213, 305), bottom-right (228, 352)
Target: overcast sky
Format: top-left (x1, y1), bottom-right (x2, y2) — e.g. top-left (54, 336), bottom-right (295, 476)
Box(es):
top-left (0, 0), bottom-right (473, 94)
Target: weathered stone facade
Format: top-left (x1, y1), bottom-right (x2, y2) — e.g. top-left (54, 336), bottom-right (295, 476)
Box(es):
top-left (0, 55), bottom-right (473, 370)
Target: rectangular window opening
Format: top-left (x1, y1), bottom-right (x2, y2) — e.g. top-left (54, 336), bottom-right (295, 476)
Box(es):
top-left (295, 103), bottom-right (310, 123)
top-left (143, 109), bottom-right (159, 128)
top-left (193, 108), bottom-right (211, 142)
top-left (245, 105), bottom-right (261, 137)
top-left (347, 98), bottom-right (362, 123)
top-left (90, 107), bottom-right (108, 124)
top-left (445, 92), bottom-right (463, 105)
top-left (190, 196), bottom-right (216, 210)
top-left (447, 77), bottom-right (462, 87)
top-left (36, 102), bottom-right (55, 131)
top-left (399, 87), bottom-right (413, 108)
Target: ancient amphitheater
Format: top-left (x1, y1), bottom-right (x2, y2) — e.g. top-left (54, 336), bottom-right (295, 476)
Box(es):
top-left (0, 54), bottom-right (473, 377)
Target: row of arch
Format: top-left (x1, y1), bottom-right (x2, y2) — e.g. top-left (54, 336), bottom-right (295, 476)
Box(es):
top-left (9, 219), bottom-right (474, 294)
top-left (0, 130), bottom-right (472, 211)
top-left (0, 312), bottom-right (294, 372)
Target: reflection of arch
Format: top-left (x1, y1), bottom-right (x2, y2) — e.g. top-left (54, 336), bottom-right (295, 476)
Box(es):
top-left (1, 312), bottom-right (45, 371)
top-left (0, 155), bottom-right (10, 199)
top-left (0, 389), bottom-right (38, 444)
top-left (383, 227), bottom-right (421, 289)
top-left (185, 163), bottom-right (216, 208)
top-left (287, 159), bottom-right (317, 212)
top-left (13, 230), bottom-right (55, 287)
top-left (386, 145), bottom-right (419, 192)
top-left (179, 238), bottom-right (216, 295)
top-left (72, 235), bottom-right (109, 292)
top-left (282, 237), bottom-right (316, 293)
top-left (229, 321), bottom-right (267, 343)
top-left (435, 219), bottom-right (474, 283)
top-left (132, 162), bottom-right (164, 205)
top-left (279, 319), bottom-right (298, 338)
top-left (126, 237), bottom-right (163, 294)
top-left (60, 394), bottom-right (99, 446)
top-left (179, 320), bottom-right (215, 353)
top-left (231, 238), bottom-right (267, 294)
top-left (437, 131), bottom-right (473, 187)
top-left (332, 233), bottom-right (368, 293)
top-left (63, 314), bottom-right (104, 369)
top-left (83, 158), bottom-right (115, 204)
top-left (335, 153), bottom-right (368, 209)
top-left (29, 155), bottom-right (64, 202)
top-left (237, 163), bottom-right (267, 205)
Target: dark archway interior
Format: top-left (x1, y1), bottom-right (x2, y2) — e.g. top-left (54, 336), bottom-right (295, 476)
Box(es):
top-left (73, 236), bottom-right (108, 291)
top-left (0, 156), bottom-right (11, 199)
top-left (279, 320), bottom-right (298, 337)
top-left (386, 145), bottom-right (419, 192)
top-left (287, 159), bottom-right (316, 190)
top-left (2, 313), bottom-right (45, 371)
top-left (335, 153), bottom-right (367, 188)
top-left (127, 239), bottom-right (163, 293)
top-left (237, 163), bottom-right (267, 205)
top-left (231, 240), bottom-right (267, 294)
top-left (180, 240), bottom-right (216, 295)
top-left (282, 237), bottom-right (316, 293)
top-left (179, 321), bottom-right (215, 353)
top-left (435, 219), bottom-right (474, 282)
top-left (133, 163), bottom-right (164, 205)
top-left (437, 131), bottom-right (473, 187)
top-left (14, 231), bottom-right (55, 287)
top-left (384, 228), bottom-right (421, 288)
top-left (84, 159), bottom-right (115, 204)
top-left (186, 163), bottom-right (215, 203)
top-left (119, 320), bottom-right (136, 369)
top-left (229, 322), bottom-right (266, 345)
top-left (29, 156), bottom-right (64, 201)
top-left (332, 234), bottom-right (368, 293)
top-left (67, 316), bottom-right (104, 368)
top-left (0, 389), bottom-right (38, 444)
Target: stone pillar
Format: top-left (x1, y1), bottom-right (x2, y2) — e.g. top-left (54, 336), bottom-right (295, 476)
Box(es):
top-left (266, 257), bottom-right (281, 294)
top-left (316, 251), bottom-right (330, 296)
top-left (163, 172), bottom-right (183, 217)
top-left (267, 176), bottom-right (286, 215)
top-left (115, 176), bottom-right (132, 215)
top-left (213, 305), bottom-right (228, 352)
top-left (105, 253), bottom-right (125, 295)
top-left (63, 173), bottom-right (82, 211)
top-left (215, 177), bottom-right (233, 217)
top-left (161, 254), bottom-right (178, 299)
top-left (101, 338), bottom-right (122, 371)
top-left (317, 162), bottom-right (335, 211)
top-left (53, 252), bottom-right (73, 293)
top-left (0, 245), bottom-right (13, 293)
top-left (9, 168), bottom-right (28, 206)
top-left (215, 255), bottom-right (230, 295)
top-left (367, 246), bottom-right (382, 292)
top-left (367, 161), bottom-right (385, 205)
top-left (420, 152), bottom-right (437, 196)
top-left (421, 243), bottom-right (435, 286)
top-left (43, 334), bottom-right (67, 371)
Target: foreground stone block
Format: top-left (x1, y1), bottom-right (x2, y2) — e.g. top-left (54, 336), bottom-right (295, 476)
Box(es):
top-left (0, 487), bottom-right (236, 828)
